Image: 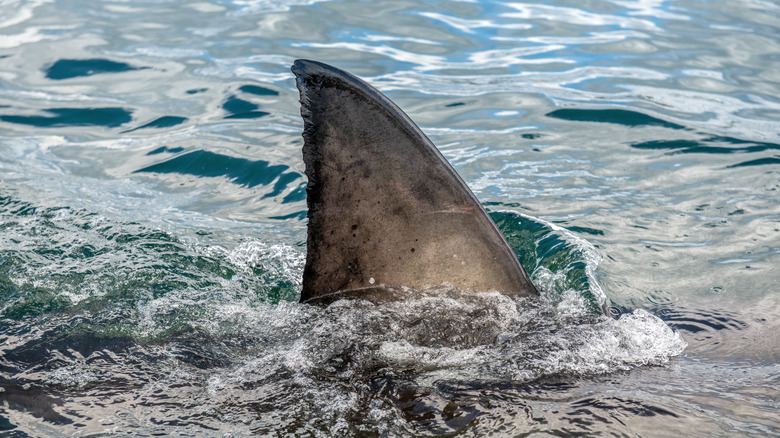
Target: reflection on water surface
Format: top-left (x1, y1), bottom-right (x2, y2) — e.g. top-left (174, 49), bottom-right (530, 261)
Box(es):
top-left (0, 0), bottom-right (778, 435)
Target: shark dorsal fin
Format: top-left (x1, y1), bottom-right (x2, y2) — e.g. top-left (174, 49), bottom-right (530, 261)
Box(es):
top-left (292, 59), bottom-right (537, 303)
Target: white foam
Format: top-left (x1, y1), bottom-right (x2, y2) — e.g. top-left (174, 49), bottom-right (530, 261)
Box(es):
top-left (218, 289), bottom-right (687, 385)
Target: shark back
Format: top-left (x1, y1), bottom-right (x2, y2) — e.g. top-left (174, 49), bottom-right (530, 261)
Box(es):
top-left (292, 59), bottom-right (537, 304)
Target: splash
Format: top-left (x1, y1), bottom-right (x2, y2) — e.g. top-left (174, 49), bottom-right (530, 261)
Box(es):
top-left (0, 195), bottom-right (686, 436)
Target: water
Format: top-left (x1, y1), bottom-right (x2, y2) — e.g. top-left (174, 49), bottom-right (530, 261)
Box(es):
top-left (0, 0), bottom-right (778, 435)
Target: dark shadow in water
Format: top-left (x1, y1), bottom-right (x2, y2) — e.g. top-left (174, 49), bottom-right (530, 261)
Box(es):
top-left (633, 136), bottom-right (780, 167)
top-left (0, 319), bottom-right (143, 427)
top-left (0, 108), bottom-right (132, 128)
top-left (239, 85), bottom-right (279, 96)
top-left (1, 327), bottom-right (137, 370)
top-left (44, 59), bottom-right (146, 80)
top-left (565, 225), bottom-right (604, 236)
top-left (280, 182), bottom-right (306, 204)
top-left (221, 85), bottom-right (278, 119)
top-left (548, 108), bottom-right (780, 167)
top-left (0, 379), bottom-right (72, 427)
top-left (222, 96), bottom-right (270, 119)
top-left (269, 210), bottom-right (307, 220)
top-left (546, 109), bottom-right (687, 130)
top-left (727, 156), bottom-right (780, 168)
top-left (121, 116), bottom-right (188, 133)
top-left (147, 146), bottom-right (185, 156)
top-left (135, 150), bottom-right (301, 199)
top-left (632, 136), bottom-right (780, 155)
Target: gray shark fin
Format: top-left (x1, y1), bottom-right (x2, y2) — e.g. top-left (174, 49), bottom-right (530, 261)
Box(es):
top-left (292, 59), bottom-right (537, 304)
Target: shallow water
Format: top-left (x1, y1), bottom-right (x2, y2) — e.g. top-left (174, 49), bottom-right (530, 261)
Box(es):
top-left (0, 0), bottom-right (778, 436)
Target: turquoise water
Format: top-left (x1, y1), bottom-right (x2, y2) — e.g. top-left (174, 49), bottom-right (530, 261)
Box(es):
top-left (0, 0), bottom-right (778, 436)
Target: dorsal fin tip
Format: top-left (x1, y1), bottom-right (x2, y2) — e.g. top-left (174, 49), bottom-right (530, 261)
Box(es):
top-left (291, 59), bottom-right (538, 304)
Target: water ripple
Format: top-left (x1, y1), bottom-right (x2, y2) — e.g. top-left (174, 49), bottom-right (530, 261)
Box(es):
top-left (502, 3), bottom-right (660, 30)
top-left (1, 0), bottom-right (779, 435)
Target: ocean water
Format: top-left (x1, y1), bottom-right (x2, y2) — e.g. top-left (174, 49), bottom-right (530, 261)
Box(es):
top-left (0, 0), bottom-right (778, 436)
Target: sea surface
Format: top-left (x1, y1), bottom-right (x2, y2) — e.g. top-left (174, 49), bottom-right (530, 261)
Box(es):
top-left (0, 0), bottom-right (778, 436)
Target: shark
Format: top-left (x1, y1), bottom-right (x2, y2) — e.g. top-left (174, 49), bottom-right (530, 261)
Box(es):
top-left (291, 59), bottom-right (538, 304)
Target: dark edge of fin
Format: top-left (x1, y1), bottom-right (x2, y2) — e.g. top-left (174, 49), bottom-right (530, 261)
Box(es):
top-left (292, 60), bottom-right (469, 210)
